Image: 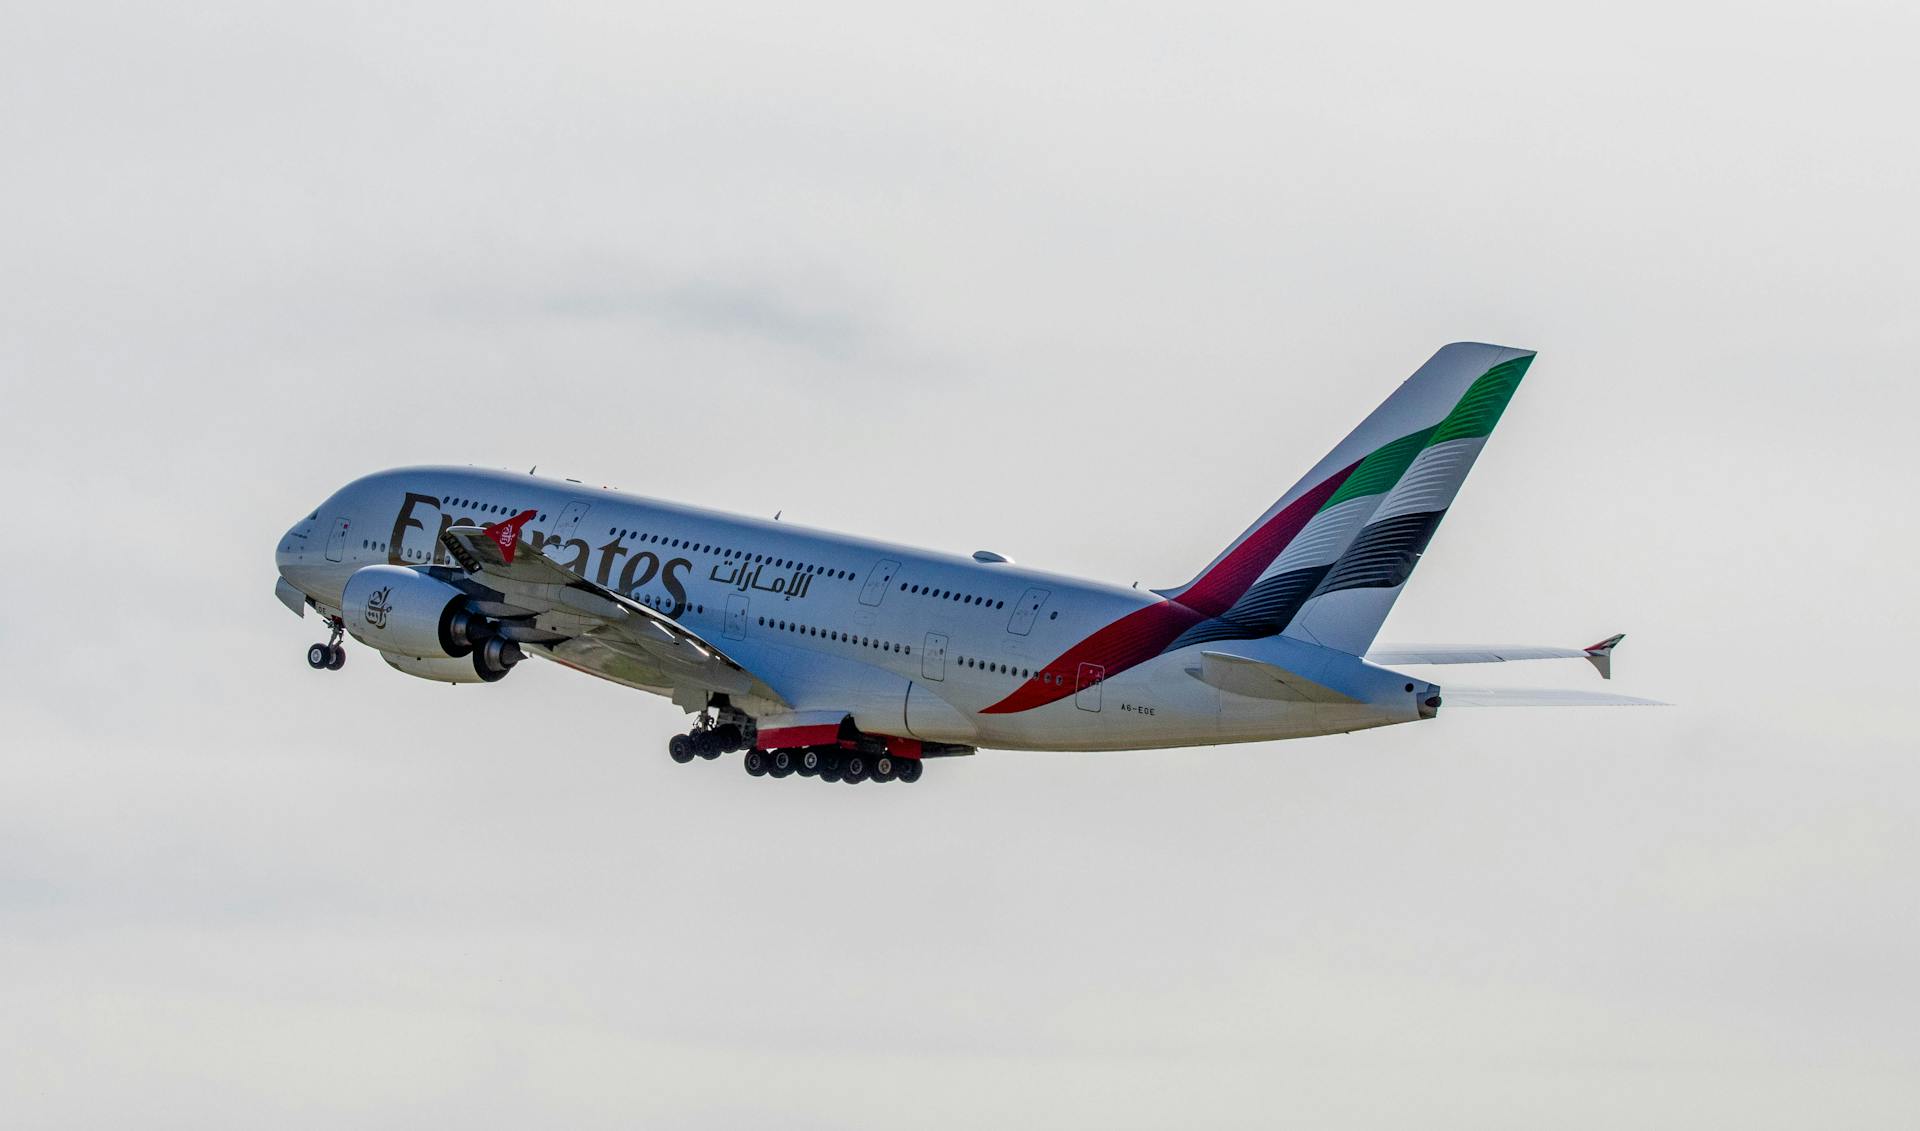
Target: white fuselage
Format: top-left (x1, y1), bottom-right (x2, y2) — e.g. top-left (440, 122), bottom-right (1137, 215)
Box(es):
top-left (277, 466), bottom-right (1429, 751)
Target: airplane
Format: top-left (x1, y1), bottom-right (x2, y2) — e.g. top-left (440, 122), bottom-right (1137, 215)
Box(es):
top-left (273, 342), bottom-right (1659, 785)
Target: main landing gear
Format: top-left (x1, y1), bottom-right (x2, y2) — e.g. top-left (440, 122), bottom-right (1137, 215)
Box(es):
top-left (306, 616), bottom-right (346, 671)
top-left (740, 744), bottom-right (923, 785)
top-left (664, 705), bottom-right (932, 784)
top-left (667, 716), bottom-right (747, 764)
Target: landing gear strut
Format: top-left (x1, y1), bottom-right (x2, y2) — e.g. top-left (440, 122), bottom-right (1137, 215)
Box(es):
top-left (306, 617), bottom-right (346, 671)
top-left (667, 712), bottom-right (748, 765)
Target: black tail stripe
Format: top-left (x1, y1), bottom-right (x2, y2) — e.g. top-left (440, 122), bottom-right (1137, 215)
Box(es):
top-left (1311, 509), bottom-right (1446, 595)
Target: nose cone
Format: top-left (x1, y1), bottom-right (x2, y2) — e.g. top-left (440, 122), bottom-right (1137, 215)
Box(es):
top-left (276, 514), bottom-right (313, 578)
top-left (273, 515), bottom-right (315, 615)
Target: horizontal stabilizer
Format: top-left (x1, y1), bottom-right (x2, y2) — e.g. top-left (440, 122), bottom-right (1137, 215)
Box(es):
top-left (1186, 650), bottom-right (1361, 703)
top-left (1367, 632), bottom-right (1627, 679)
top-left (1438, 686), bottom-right (1667, 707)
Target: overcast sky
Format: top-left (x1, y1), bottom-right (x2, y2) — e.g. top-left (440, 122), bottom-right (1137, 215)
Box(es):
top-left (3, 2), bottom-right (1917, 1127)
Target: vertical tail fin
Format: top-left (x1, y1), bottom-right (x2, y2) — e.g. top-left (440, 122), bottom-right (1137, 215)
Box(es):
top-left (1160, 342), bottom-right (1535, 656)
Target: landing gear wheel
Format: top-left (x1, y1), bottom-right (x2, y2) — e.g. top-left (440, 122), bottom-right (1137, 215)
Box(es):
top-left (668, 734), bottom-right (696, 764)
top-left (714, 724), bottom-right (744, 752)
top-left (897, 759), bottom-right (923, 784)
top-left (693, 731), bottom-right (722, 760)
top-left (842, 754), bottom-right (868, 784)
top-left (743, 748), bottom-right (768, 777)
top-left (871, 756), bottom-right (896, 783)
top-left (771, 749), bottom-right (794, 777)
top-left (309, 616), bottom-right (347, 671)
top-left (801, 749), bottom-right (822, 774)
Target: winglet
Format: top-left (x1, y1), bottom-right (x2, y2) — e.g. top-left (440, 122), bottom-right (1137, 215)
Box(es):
top-left (483, 509), bottom-right (538, 565)
top-left (1583, 633), bottom-right (1626, 680)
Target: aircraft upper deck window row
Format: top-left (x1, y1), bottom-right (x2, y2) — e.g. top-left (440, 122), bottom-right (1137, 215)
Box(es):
top-left (899, 582), bottom-right (1006, 609)
top-left (757, 615), bottom-right (911, 657)
top-left (598, 525), bottom-right (856, 582)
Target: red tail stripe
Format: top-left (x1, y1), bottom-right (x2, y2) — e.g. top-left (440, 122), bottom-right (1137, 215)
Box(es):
top-left (1170, 462), bottom-right (1356, 615)
top-left (980, 462), bottom-right (1356, 715)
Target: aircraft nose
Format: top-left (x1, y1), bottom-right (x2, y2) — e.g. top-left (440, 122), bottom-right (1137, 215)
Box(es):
top-left (276, 510), bottom-right (321, 578)
top-left (275, 521), bottom-right (299, 575)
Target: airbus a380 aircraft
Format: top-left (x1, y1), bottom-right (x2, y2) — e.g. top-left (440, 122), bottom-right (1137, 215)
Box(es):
top-left (275, 342), bottom-right (1657, 785)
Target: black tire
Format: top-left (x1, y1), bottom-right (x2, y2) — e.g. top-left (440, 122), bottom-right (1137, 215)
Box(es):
top-left (694, 731), bottom-right (722, 759)
top-left (668, 734), bottom-right (696, 764)
top-left (307, 644), bottom-right (330, 669)
top-left (842, 755), bottom-right (867, 784)
top-left (772, 749), bottom-right (793, 774)
top-left (326, 645), bottom-right (346, 671)
top-left (872, 756), bottom-right (896, 782)
top-left (897, 759), bottom-right (923, 784)
top-left (743, 748), bottom-right (767, 776)
top-left (819, 767), bottom-right (843, 783)
top-left (715, 724), bottom-right (744, 752)
top-left (801, 749), bottom-right (821, 773)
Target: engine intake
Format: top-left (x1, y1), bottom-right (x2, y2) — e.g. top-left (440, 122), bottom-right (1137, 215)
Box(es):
top-left (341, 564), bottom-right (487, 659)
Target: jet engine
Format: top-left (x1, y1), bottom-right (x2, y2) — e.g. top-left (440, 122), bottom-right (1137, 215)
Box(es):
top-left (341, 564), bottom-right (490, 660)
top-left (382, 640), bottom-right (524, 684)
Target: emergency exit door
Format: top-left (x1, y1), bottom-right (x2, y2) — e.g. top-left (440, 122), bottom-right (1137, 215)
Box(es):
top-left (1075, 662), bottom-right (1104, 712)
top-left (922, 632), bottom-right (948, 681)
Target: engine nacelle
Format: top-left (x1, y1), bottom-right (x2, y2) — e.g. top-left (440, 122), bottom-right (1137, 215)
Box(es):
top-left (382, 640), bottom-right (524, 684)
top-left (341, 564), bottom-right (487, 659)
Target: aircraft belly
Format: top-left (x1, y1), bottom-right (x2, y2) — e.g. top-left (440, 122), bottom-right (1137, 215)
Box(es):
top-left (967, 663), bottom-right (1227, 752)
top-left (740, 641), bottom-right (911, 737)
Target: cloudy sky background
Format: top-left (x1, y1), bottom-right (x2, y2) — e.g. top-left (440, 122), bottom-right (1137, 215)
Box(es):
top-left (3, 2), bottom-right (1916, 1126)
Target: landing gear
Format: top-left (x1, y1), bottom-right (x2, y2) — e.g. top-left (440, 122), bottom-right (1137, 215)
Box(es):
top-left (665, 711), bottom-right (933, 785)
top-left (306, 617), bottom-right (346, 671)
top-left (669, 710), bottom-right (749, 766)
top-left (738, 745), bottom-right (922, 785)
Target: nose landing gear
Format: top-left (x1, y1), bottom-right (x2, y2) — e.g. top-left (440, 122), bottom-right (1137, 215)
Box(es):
top-left (306, 617), bottom-right (346, 671)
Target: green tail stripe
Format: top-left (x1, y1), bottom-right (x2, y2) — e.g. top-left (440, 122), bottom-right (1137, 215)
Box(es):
top-left (1427, 354), bottom-right (1532, 446)
top-left (1313, 352), bottom-right (1533, 514)
top-left (1322, 426), bottom-right (1435, 509)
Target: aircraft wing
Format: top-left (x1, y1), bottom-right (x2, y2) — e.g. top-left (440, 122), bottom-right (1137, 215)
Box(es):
top-left (1367, 633), bottom-right (1627, 678)
top-left (440, 517), bottom-right (786, 706)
